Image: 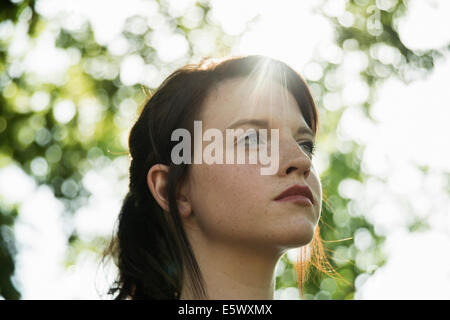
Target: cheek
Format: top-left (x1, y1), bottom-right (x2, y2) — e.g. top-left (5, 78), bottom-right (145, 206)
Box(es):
top-left (310, 165), bottom-right (322, 192)
top-left (188, 163), bottom-right (266, 239)
top-left (308, 165), bottom-right (323, 222)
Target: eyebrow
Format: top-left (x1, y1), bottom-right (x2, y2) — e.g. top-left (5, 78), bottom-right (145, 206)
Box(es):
top-left (226, 118), bottom-right (314, 137)
top-left (226, 119), bottom-right (269, 130)
top-left (296, 126), bottom-right (314, 137)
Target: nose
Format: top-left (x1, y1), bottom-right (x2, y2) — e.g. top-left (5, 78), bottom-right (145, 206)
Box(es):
top-left (277, 140), bottom-right (312, 179)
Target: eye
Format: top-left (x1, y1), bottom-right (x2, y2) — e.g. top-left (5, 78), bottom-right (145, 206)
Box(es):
top-left (238, 132), bottom-right (258, 146)
top-left (297, 140), bottom-right (316, 157)
top-left (237, 131), bottom-right (266, 147)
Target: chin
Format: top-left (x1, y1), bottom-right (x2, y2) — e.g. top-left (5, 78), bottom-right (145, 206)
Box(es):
top-left (277, 221), bottom-right (316, 249)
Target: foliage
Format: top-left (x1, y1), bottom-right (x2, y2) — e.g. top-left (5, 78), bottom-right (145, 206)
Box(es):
top-left (0, 0), bottom-right (446, 299)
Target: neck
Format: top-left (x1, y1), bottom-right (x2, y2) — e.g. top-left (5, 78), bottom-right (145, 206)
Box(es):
top-left (180, 232), bottom-right (283, 300)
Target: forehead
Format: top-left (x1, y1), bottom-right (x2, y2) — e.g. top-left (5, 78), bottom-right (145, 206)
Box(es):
top-left (198, 76), bottom-right (308, 130)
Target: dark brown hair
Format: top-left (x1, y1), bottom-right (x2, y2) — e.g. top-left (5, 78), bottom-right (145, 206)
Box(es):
top-left (104, 55), bottom-right (325, 299)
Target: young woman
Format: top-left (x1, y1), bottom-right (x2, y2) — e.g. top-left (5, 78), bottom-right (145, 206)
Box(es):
top-left (105, 55), bottom-right (333, 300)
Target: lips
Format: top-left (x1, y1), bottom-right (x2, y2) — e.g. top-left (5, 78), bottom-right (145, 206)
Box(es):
top-left (274, 184), bottom-right (314, 204)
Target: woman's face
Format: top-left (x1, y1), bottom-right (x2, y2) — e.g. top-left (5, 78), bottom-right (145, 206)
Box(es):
top-left (183, 76), bottom-right (322, 253)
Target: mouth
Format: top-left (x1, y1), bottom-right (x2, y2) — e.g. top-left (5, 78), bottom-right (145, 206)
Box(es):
top-left (274, 184), bottom-right (314, 206)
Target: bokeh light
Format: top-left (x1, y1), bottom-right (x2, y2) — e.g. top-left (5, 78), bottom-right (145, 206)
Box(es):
top-left (0, 0), bottom-right (449, 300)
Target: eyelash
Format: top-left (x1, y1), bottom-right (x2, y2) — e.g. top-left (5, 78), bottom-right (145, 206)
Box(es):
top-left (298, 140), bottom-right (316, 157)
top-left (237, 132), bottom-right (316, 157)
top-left (237, 132), bottom-right (264, 146)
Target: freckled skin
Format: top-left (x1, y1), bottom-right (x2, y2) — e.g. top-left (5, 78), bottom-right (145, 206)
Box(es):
top-left (178, 76), bottom-right (322, 299)
top-left (183, 77), bottom-right (322, 253)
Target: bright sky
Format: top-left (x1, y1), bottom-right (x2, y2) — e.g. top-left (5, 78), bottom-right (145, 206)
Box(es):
top-left (0, 0), bottom-right (449, 299)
